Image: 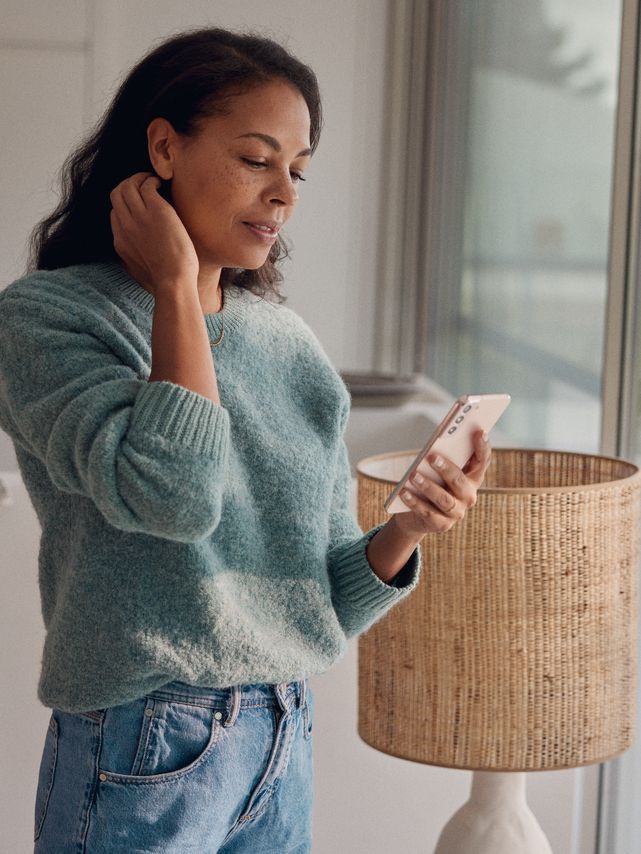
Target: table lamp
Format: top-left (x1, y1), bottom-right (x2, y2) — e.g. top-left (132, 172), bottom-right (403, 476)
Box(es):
top-left (356, 447), bottom-right (641, 853)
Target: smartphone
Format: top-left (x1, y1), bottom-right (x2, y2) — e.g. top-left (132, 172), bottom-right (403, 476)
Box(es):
top-left (383, 393), bottom-right (511, 514)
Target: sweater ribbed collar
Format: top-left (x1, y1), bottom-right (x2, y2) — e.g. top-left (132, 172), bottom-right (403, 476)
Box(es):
top-left (94, 260), bottom-right (251, 340)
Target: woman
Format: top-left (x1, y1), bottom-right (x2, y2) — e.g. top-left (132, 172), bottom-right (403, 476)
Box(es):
top-left (0, 27), bottom-right (491, 853)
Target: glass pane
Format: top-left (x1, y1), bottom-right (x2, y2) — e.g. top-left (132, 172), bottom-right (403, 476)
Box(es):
top-left (425, 0), bottom-right (622, 453)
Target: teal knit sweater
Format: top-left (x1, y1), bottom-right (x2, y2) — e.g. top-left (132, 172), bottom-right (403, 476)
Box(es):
top-left (0, 262), bottom-right (421, 713)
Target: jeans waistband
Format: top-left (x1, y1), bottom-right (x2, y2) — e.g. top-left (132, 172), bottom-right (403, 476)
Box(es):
top-left (145, 679), bottom-right (308, 728)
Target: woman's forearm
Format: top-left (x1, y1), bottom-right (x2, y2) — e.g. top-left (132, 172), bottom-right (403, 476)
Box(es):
top-left (365, 515), bottom-right (423, 584)
top-left (148, 286), bottom-right (221, 404)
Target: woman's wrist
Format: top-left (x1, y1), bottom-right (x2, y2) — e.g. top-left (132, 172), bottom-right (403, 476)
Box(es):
top-left (149, 286), bottom-right (221, 404)
top-left (365, 515), bottom-right (423, 585)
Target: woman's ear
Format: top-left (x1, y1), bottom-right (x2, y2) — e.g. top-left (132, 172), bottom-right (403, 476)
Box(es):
top-left (146, 117), bottom-right (177, 181)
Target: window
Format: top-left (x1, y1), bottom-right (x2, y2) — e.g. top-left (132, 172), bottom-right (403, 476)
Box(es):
top-left (379, 0), bottom-right (623, 453)
top-left (379, 2), bottom-right (640, 851)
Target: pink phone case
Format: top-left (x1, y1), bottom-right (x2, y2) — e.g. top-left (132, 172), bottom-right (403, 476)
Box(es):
top-left (384, 393), bottom-right (511, 514)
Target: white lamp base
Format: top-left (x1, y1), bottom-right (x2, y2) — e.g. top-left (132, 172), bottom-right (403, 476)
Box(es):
top-left (433, 771), bottom-right (554, 854)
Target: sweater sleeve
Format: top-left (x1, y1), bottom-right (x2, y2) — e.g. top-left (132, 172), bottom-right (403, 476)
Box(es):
top-left (326, 406), bottom-right (422, 639)
top-left (0, 288), bottom-right (230, 542)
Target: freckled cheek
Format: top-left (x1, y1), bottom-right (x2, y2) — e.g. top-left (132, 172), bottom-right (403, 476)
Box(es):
top-left (214, 180), bottom-right (265, 223)
top-left (177, 166), bottom-right (261, 228)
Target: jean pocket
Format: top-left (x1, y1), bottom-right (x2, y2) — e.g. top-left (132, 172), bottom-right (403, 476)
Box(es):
top-left (34, 712), bottom-right (59, 842)
top-left (98, 697), bottom-right (223, 785)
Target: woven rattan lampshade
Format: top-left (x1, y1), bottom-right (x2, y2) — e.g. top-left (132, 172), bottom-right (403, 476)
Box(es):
top-left (357, 447), bottom-right (641, 772)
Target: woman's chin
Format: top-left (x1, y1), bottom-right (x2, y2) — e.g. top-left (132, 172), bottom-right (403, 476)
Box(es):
top-left (229, 251), bottom-right (272, 271)
top-left (198, 251), bottom-right (270, 273)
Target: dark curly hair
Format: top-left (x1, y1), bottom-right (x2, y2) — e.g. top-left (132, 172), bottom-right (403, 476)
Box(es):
top-left (25, 26), bottom-right (323, 303)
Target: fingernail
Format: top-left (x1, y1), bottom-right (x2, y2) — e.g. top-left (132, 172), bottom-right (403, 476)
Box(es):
top-left (482, 431), bottom-right (488, 442)
top-left (402, 489), bottom-right (415, 502)
top-left (432, 455), bottom-right (444, 469)
top-left (413, 472), bottom-right (424, 485)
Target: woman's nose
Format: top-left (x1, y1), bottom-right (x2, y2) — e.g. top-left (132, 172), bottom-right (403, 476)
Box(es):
top-left (267, 174), bottom-right (299, 206)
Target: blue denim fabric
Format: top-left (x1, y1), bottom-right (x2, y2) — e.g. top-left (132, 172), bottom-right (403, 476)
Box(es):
top-left (33, 679), bottom-right (313, 853)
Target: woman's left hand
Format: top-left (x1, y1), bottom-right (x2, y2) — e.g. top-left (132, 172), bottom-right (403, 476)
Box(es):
top-left (393, 429), bottom-right (492, 538)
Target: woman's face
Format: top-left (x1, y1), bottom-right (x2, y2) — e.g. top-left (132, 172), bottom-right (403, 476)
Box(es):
top-left (147, 79), bottom-right (312, 277)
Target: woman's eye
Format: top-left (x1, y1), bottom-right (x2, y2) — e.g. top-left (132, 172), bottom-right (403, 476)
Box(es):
top-left (241, 157), bottom-right (306, 184)
top-left (241, 158), bottom-right (267, 169)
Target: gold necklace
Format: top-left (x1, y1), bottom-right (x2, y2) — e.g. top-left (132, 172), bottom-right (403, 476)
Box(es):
top-left (209, 318), bottom-right (224, 348)
top-left (209, 288), bottom-right (224, 348)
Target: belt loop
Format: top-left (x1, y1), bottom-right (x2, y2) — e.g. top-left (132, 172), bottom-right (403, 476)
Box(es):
top-left (224, 685), bottom-right (241, 727)
top-left (299, 678), bottom-right (306, 709)
top-left (275, 681), bottom-right (289, 713)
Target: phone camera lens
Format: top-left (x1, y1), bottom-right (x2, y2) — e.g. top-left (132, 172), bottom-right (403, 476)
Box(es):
top-left (463, 405), bottom-right (472, 413)
top-left (448, 426), bottom-right (457, 434)
top-left (455, 416), bottom-right (464, 424)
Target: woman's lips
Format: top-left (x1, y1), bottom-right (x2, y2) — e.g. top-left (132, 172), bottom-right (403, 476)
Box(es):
top-left (243, 222), bottom-right (280, 243)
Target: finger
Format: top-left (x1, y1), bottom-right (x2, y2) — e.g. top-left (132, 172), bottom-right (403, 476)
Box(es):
top-left (110, 172), bottom-right (152, 196)
top-left (408, 471), bottom-right (463, 518)
top-left (110, 172), bottom-right (156, 210)
top-left (400, 488), bottom-right (455, 533)
top-left (139, 173), bottom-right (162, 195)
top-left (117, 173), bottom-right (161, 215)
top-left (109, 188), bottom-right (136, 225)
top-left (427, 453), bottom-right (476, 506)
top-left (476, 429), bottom-right (492, 465)
top-left (120, 176), bottom-right (157, 214)
top-left (128, 171), bottom-right (157, 186)
top-left (465, 431), bottom-right (492, 483)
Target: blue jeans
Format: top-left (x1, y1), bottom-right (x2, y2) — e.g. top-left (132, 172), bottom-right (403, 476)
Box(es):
top-left (33, 679), bottom-right (313, 853)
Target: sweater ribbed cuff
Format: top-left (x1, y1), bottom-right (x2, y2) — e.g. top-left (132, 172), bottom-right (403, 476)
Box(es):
top-left (329, 523), bottom-right (422, 612)
top-left (129, 380), bottom-right (230, 457)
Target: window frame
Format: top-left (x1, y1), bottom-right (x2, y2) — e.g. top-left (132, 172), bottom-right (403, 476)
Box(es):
top-left (376, 1), bottom-right (640, 851)
top-left (598, 0), bottom-right (641, 851)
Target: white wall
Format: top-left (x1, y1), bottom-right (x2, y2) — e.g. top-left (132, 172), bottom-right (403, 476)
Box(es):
top-left (0, 2), bottom-right (593, 852)
top-left (90, 0), bottom-right (387, 375)
top-left (0, 0), bottom-right (90, 471)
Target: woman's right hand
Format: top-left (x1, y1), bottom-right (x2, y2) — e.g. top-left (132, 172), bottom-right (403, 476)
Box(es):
top-left (109, 171), bottom-right (199, 296)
